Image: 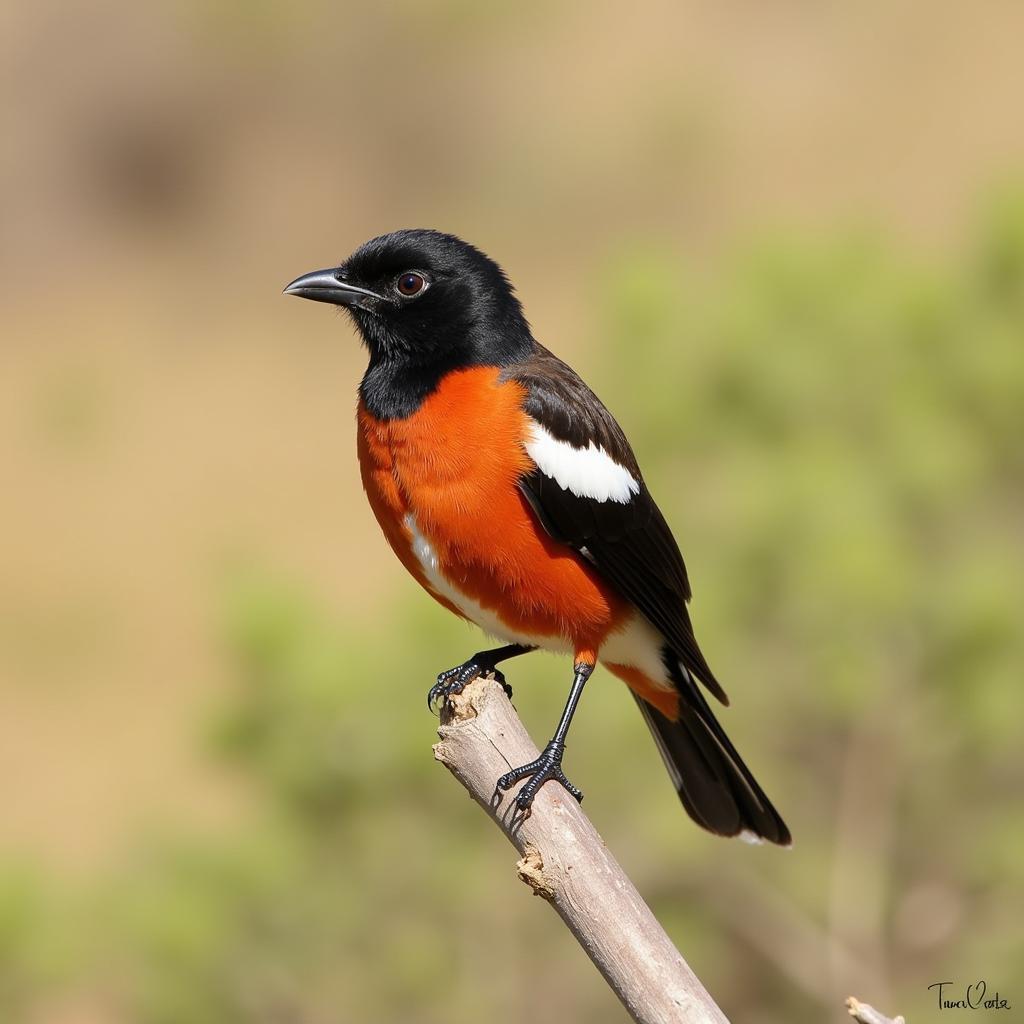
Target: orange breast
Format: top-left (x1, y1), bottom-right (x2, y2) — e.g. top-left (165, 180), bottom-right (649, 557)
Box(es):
top-left (356, 366), bottom-right (627, 657)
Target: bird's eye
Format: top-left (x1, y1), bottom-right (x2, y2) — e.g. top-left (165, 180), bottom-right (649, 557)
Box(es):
top-left (396, 272), bottom-right (427, 297)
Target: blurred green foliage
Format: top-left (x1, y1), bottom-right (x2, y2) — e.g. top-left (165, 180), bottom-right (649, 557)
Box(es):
top-left (0, 867), bottom-right (53, 1021)
top-left (9, 198), bottom-right (1024, 1023)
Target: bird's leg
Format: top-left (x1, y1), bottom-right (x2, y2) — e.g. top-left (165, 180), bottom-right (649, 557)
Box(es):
top-left (497, 660), bottom-right (593, 811)
top-left (428, 644), bottom-right (535, 712)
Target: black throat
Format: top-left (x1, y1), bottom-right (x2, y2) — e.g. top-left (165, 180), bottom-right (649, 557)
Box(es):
top-left (356, 314), bottom-right (535, 421)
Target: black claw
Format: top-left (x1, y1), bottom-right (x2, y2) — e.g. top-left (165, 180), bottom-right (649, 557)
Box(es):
top-left (496, 741), bottom-right (582, 811)
top-left (427, 656), bottom-right (512, 713)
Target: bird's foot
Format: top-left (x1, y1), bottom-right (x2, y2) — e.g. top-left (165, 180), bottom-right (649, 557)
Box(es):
top-left (496, 740), bottom-right (582, 811)
top-left (428, 654), bottom-right (513, 713)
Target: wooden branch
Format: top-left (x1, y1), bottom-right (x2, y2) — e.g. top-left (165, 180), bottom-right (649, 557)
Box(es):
top-left (433, 677), bottom-right (730, 1024)
top-left (845, 996), bottom-right (905, 1024)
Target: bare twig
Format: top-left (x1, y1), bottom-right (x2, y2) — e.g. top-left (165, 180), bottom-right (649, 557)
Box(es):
top-left (846, 995), bottom-right (905, 1024)
top-left (433, 677), bottom-right (729, 1024)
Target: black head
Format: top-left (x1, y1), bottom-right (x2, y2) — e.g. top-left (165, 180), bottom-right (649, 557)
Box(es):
top-left (285, 230), bottom-right (535, 418)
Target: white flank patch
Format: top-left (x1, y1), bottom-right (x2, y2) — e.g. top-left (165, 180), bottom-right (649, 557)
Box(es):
top-left (525, 420), bottom-right (640, 504)
top-left (601, 610), bottom-right (675, 689)
top-left (404, 514), bottom-right (570, 652)
top-left (739, 830), bottom-right (765, 845)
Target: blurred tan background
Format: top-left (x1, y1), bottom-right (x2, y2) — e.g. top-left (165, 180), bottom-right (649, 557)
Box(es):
top-left (2, 3), bottom-right (1023, 1022)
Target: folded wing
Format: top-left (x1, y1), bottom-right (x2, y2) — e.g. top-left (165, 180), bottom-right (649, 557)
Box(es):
top-left (504, 345), bottom-right (727, 705)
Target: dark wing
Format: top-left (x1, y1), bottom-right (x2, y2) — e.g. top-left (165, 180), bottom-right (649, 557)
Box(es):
top-left (506, 345), bottom-right (727, 705)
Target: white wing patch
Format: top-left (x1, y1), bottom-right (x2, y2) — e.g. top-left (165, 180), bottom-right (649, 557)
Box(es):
top-left (525, 420), bottom-right (640, 504)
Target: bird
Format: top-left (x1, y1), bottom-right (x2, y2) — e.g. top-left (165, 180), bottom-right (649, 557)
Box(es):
top-left (285, 229), bottom-right (790, 845)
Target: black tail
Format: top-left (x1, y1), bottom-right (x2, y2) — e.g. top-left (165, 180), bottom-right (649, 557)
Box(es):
top-left (634, 667), bottom-right (791, 846)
